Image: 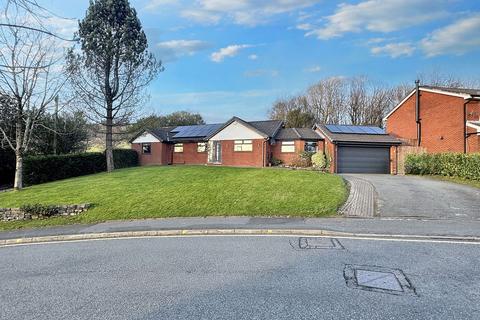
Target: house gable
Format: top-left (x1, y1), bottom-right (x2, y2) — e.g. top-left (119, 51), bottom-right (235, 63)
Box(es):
top-left (131, 132), bottom-right (161, 144)
top-left (209, 120), bottom-right (266, 141)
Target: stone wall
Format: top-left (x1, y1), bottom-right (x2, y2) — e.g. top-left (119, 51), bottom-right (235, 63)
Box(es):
top-left (0, 204), bottom-right (91, 222)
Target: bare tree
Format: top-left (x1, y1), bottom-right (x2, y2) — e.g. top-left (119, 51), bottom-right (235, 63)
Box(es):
top-left (0, 13), bottom-right (65, 189)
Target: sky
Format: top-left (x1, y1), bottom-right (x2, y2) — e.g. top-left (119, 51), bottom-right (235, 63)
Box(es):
top-left (38, 0), bottom-right (480, 123)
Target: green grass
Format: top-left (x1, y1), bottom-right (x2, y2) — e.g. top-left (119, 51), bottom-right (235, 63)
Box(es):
top-left (0, 166), bottom-right (347, 230)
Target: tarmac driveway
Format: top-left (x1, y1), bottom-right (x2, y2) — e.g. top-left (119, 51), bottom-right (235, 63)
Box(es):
top-left (350, 174), bottom-right (480, 220)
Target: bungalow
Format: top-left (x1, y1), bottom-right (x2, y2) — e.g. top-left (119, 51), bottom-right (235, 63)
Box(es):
top-left (131, 116), bottom-right (402, 174)
top-left (131, 116), bottom-right (323, 168)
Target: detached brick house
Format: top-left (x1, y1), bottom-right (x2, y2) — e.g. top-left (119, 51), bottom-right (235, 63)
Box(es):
top-left (131, 116), bottom-right (402, 174)
top-left (131, 116), bottom-right (323, 168)
top-left (385, 84), bottom-right (480, 153)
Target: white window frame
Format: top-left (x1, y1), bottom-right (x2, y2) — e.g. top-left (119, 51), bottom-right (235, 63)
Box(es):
top-left (197, 142), bottom-right (207, 153)
top-left (234, 139), bottom-right (253, 152)
top-left (281, 141), bottom-right (295, 153)
top-left (174, 143), bottom-right (184, 153)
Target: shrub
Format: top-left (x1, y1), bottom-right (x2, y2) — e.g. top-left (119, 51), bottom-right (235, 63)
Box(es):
top-left (405, 153), bottom-right (480, 180)
top-left (311, 152), bottom-right (327, 170)
top-left (270, 156), bottom-right (283, 166)
top-left (299, 151), bottom-right (315, 167)
top-left (23, 149), bottom-right (138, 185)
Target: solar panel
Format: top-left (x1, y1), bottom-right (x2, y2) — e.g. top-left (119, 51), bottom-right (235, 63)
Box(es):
top-left (325, 124), bottom-right (385, 135)
top-left (172, 124), bottom-right (223, 138)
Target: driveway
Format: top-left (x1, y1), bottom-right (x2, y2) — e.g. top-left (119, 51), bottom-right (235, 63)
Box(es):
top-left (343, 174), bottom-right (480, 220)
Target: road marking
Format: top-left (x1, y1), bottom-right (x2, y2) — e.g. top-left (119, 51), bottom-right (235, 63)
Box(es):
top-left (1, 233), bottom-right (479, 248)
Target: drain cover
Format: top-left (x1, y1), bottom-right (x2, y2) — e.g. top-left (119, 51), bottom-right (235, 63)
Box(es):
top-left (344, 265), bottom-right (416, 296)
top-left (292, 237), bottom-right (344, 250)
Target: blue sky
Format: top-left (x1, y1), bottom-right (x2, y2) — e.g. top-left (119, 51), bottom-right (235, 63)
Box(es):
top-left (40, 0), bottom-right (480, 122)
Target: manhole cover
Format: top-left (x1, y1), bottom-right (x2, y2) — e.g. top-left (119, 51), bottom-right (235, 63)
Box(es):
top-left (291, 237), bottom-right (344, 250)
top-left (344, 265), bottom-right (417, 296)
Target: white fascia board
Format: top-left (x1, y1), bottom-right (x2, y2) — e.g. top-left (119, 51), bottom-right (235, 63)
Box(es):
top-left (383, 89), bottom-right (415, 121)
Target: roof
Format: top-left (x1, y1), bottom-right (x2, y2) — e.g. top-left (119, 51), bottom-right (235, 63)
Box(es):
top-left (422, 85), bottom-right (480, 97)
top-left (384, 85), bottom-right (480, 120)
top-left (170, 123), bottom-right (223, 141)
top-left (206, 117), bottom-right (283, 139)
top-left (249, 120), bottom-right (284, 138)
top-left (325, 124), bottom-right (385, 135)
top-left (133, 117), bottom-right (285, 143)
top-left (275, 128), bottom-right (322, 140)
top-left (315, 123), bottom-right (401, 145)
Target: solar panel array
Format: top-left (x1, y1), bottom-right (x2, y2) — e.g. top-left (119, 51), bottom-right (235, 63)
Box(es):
top-left (171, 124), bottom-right (223, 138)
top-left (325, 124), bottom-right (385, 135)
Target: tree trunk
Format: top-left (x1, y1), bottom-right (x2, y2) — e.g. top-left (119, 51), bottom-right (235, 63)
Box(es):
top-left (105, 104), bottom-right (114, 173)
top-left (13, 153), bottom-right (23, 190)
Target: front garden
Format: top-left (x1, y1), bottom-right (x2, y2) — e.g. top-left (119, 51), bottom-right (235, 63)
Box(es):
top-left (0, 165), bottom-right (347, 230)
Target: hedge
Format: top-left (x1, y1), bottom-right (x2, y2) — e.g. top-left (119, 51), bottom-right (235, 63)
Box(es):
top-left (404, 153), bottom-right (480, 181)
top-left (0, 148), bottom-right (15, 187)
top-left (23, 149), bottom-right (138, 185)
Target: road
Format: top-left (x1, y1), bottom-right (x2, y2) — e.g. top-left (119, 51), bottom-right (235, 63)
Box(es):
top-left (1, 236), bottom-right (479, 320)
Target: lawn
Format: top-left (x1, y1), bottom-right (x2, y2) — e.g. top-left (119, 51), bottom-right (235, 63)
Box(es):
top-left (0, 166), bottom-right (347, 230)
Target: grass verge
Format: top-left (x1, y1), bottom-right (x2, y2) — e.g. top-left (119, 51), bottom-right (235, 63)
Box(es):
top-left (0, 166), bottom-right (347, 230)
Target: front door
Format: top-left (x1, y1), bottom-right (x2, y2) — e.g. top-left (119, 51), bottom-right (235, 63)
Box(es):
top-left (208, 141), bottom-right (222, 163)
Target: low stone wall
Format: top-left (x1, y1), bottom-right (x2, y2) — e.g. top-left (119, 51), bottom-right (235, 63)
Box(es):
top-left (0, 204), bottom-right (91, 222)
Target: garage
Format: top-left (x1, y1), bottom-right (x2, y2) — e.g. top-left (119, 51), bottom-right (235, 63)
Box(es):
top-left (337, 145), bottom-right (390, 174)
top-left (314, 123), bottom-right (401, 174)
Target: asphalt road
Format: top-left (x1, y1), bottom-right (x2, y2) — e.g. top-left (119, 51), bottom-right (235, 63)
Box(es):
top-left (1, 236), bottom-right (479, 320)
top-left (350, 174), bottom-right (480, 220)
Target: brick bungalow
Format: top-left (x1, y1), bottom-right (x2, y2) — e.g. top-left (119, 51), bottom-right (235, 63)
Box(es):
top-left (131, 116), bottom-right (402, 174)
top-left (384, 83), bottom-right (480, 153)
top-left (131, 116), bottom-right (324, 168)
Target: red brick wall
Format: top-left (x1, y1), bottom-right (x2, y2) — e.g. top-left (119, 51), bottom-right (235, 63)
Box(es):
top-left (271, 140), bottom-right (304, 165)
top-left (386, 90), bottom-right (471, 153)
top-left (132, 142), bottom-right (169, 165)
top-left (218, 139), bottom-right (267, 167)
top-left (270, 140), bottom-right (324, 166)
top-left (172, 142), bottom-right (207, 165)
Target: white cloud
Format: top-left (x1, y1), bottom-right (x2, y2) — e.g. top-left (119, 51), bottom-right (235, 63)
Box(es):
top-left (248, 54), bottom-right (258, 60)
top-left (145, 0), bottom-right (179, 11)
top-left (306, 0), bottom-right (447, 39)
top-left (370, 42), bottom-right (415, 58)
top-left (210, 44), bottom-right (253, 62)
top-left (304, 65), bottom-right (321, 73)
top-left (175, 0), bottom-right (319, 26)
top-left (296, 23), bottom-right (313, 31)
top-left (244, 69), bottom-right (279, 77)
top-left (156, 40), bottom-right (211, 62)
top-left (421, 14), bottom-right (480, 57)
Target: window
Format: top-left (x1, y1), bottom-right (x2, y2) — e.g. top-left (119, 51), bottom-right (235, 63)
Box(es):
top-left (197, 142), bottom-right (207, 152)
top-left (234, 140), bottom-right (253, 152)
top-left (304, 141), bottom-right (318, 152)
top-left (174, 143), bottom-right (183, 153)
top-left (281, 141), bottom-right (295, 153)
top-left (142, 143), bottom-right (151, 154)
